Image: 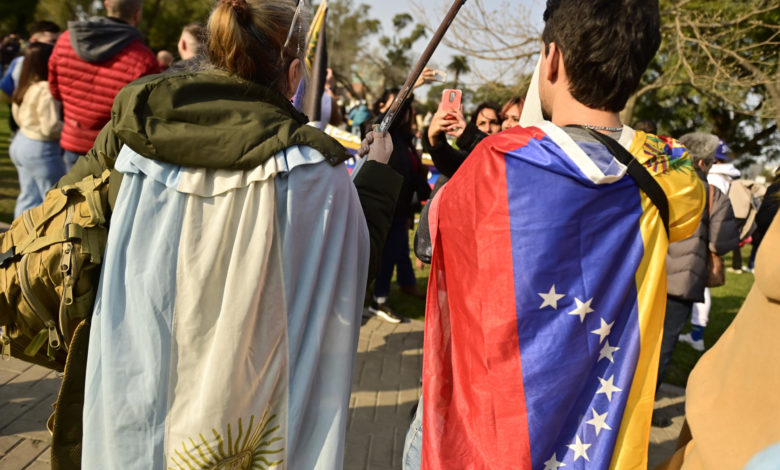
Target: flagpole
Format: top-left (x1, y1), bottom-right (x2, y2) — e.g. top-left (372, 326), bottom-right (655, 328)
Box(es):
top-left (378, 0), bottom-right (467, 135)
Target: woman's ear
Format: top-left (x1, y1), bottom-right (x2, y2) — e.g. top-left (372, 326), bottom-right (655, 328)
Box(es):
top-left (287, 58), bottom-right (303, 99)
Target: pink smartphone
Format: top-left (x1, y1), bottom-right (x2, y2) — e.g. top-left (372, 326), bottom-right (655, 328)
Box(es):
top-left (438, 89), bottom-right (462, 115)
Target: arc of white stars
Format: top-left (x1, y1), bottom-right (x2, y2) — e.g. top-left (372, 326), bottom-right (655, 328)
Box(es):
top-left (599, 340), bottom-right (620, 363)
top-left (538, 285), bottom-right (566, 310)
top-left (567, 435), bottom-right (591, 462)
top-left (567, 297), bottom-right (594, 323)
top-left (596, 375), bottom-right (623, 402)
top-left (590, 318), bottom-right (615, 344)
top-left (543, 453), bottom-right (566, 470)
top-left (585, 408), bottom-right (612, 436)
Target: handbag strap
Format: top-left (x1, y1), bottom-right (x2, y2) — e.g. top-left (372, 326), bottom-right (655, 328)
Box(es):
top-left (570, 126), bottom-right (670, 238)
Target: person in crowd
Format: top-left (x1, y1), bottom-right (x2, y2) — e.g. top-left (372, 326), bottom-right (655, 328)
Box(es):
top-left (8, 43), bottom-right (65, 217)
top-left (657, 209), bottom-right (780, 470)
top-left (633, 118), bottom-right (657, 135)
top-left (657, 132), bottom-right (739, 384)
top-left (169, 22), bottom-right (206, 72)
top-left (705, 143), bottom-right (751, 272)
top-left (156, 49), bottom-right (174, 70)
top-left (347, 98), bottom-right (371, 135)
top-left (0, 34), bottom-right (21, 77)
top-left (679, 139), bottom-right (743, 353)
top-left (500, 95), bottom-right (524, 130)
top-left (405, 1), bottom-right (706, 468)
top-left (366, 93), bottom-right (430, 323)
top-left (751, 167), bottom-right (780, 254)
top-left (421, 101), bottom-right (501, 192)
top-left (48, 0), bottom-right (160, 169)
top-left (1, 21), bottom-right (61, 97)
top-left (53, 0), bottom-right (400, 468)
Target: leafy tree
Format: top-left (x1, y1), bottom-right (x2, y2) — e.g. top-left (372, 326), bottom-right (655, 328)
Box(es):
top-left (367, 13), bottom-right (427, 91)
top-left (631, 0), bottom-right (780, 163)
top-left (33, 0), bottom-right (98, 29)
top-left (141, 0), bottom-right (213, 54)
top-left (322, 0), bottom-right (381, 95)
top-left (447, 55), bottom-right (470, 89)
top-left (0, 0), bottom-right (40, 35)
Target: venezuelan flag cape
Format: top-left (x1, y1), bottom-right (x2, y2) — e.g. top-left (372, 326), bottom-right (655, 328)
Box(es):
top-left (82, 144), bottom-right (369, 469)
top-left (422, 122), bottom-right (705, 470)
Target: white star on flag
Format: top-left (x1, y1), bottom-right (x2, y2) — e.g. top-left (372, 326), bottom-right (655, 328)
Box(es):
top-left (599, 340), bottom-right (620, 363)
top-left (590, 318), bottom-right (615, 343)
top-left (543, 453), bottom-right (566, 470)
top-left (596, 375), bottom-right (623, 402)
top-left (567, 435), bottom-right (591, 462)
top-left (585, 408), bottom-right (612, 436)
top-left (568, 297), bottom-right (594, 323)
top-left (538, 285), bottom-right (565, 309)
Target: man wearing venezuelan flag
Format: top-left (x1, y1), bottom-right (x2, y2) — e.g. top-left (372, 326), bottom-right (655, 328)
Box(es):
top-left (406, 1), bottom-right (707, 469)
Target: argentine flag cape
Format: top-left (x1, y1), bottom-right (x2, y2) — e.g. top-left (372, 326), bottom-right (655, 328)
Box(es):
top-left (82, 144), bottom-right (369, 469)
top-left (421, 123), bottom-right (705, 470)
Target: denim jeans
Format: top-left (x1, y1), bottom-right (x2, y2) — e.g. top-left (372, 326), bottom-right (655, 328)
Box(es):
top-left (374, 218), bottom-right (417, 298)
top-left (62, 149), bottom-right (81, 170)
top-left (403, 396), bottom-right (423, 470)
top-left (9, 132), bottom-right (66, 217)
top-left (656, 295), bottom-right (694, 391)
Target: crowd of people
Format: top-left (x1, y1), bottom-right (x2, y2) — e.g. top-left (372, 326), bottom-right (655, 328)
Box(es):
top-left (0, 0), bottom-right (778, 469)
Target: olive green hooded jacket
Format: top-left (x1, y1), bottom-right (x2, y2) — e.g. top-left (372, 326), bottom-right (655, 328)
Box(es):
top-left (57, 68), bottom-right (402, 282)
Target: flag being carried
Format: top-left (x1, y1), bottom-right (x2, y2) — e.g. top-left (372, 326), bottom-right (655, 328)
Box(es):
top-left (422, 125), bottom-right (704, 469)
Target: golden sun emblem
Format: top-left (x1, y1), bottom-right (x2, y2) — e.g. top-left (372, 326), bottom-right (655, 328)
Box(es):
top-left (168, 410), bottom-right (284, 469)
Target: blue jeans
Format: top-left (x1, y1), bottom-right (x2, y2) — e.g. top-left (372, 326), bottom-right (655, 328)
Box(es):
top-left (403, 396), bottom-right (423, 470)
top-left (62, 149), bottom-right (81, 170)
top-left (9, 132), bottom-right (66, 217)
top-left (374, 218), bottom-right (417, 298)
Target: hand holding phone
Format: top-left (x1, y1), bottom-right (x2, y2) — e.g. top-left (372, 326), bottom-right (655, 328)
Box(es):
top-left (438, 89), bottom-right (462, 116)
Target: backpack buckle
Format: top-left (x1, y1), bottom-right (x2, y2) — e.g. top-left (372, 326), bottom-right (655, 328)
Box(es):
top-left (0, 247), bottom-right (15, 268)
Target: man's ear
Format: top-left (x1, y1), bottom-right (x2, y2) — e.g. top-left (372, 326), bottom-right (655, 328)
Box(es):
top-left (544, 42), bottom-right (561, 83)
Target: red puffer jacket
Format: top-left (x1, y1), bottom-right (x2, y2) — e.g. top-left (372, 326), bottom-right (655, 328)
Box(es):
top-left (49, 29), bottom-right (159, 155)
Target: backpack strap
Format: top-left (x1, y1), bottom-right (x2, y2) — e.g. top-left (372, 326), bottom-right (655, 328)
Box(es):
top-left (570, 126), bottom-right (670, 238)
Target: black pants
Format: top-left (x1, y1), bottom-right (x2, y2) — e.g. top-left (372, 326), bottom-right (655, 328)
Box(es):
top-left (656, 295), bottom-right (694, 392)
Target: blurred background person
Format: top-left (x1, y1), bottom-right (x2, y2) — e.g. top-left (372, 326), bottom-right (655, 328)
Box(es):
top-left (657, 132), bottom-right (739, 393)
top-left (156, 49), bottom-right (174, 70)
top-left (500, 95), bottom-right (524, 130)
top-left (8, 42), bottom-right (65, 217)
top-left (169, 22), bottom-right (206, 73)
top-left (48, 0), bottom-right (160, 169)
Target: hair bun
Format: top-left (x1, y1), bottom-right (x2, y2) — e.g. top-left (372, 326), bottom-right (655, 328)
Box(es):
top-left (221, 0), bottom-right (251, 22)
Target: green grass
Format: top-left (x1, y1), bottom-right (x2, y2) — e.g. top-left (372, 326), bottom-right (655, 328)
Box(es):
top-left (0, 104), bottom-right (19, 223)
top-left (662, 245), bottom-right (754, 387)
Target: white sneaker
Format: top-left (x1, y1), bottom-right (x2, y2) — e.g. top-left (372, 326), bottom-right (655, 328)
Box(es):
top-left (368, 300), bottom-right (404, 324)
top-left (678, 333), bottom-right (705, 352)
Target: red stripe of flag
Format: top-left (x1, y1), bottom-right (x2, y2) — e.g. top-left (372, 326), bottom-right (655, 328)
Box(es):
top-left (422, 129), bottom-right (538, 469)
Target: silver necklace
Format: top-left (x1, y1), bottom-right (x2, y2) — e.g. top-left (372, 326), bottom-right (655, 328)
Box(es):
top-left (582, 123), bottom-right (623, 132)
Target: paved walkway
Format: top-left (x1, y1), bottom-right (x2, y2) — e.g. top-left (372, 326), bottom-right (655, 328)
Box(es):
top-left (1, 315), bottom-right (684, 469)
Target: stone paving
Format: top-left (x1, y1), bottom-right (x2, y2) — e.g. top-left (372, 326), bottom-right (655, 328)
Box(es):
top-left (1, 314), bottom-right (684, 469)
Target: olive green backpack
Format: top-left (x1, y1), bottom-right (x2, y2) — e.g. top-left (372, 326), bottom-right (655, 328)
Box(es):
top-left (0, 169), bottom-right (111, 370)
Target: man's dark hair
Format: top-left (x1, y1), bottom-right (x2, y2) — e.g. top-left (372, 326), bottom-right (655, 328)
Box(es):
top-left (28, 21), bottom-right (61, 36)
top-left (542, 0), bottom-right (661, 112)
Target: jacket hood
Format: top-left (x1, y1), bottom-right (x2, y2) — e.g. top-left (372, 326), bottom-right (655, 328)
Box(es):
top-left (68, 17), bottom-right (141, 63)
top-left (110, 69), bottom-right (350, 170)
top-left (709, 162), bottom-right (741, 179)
